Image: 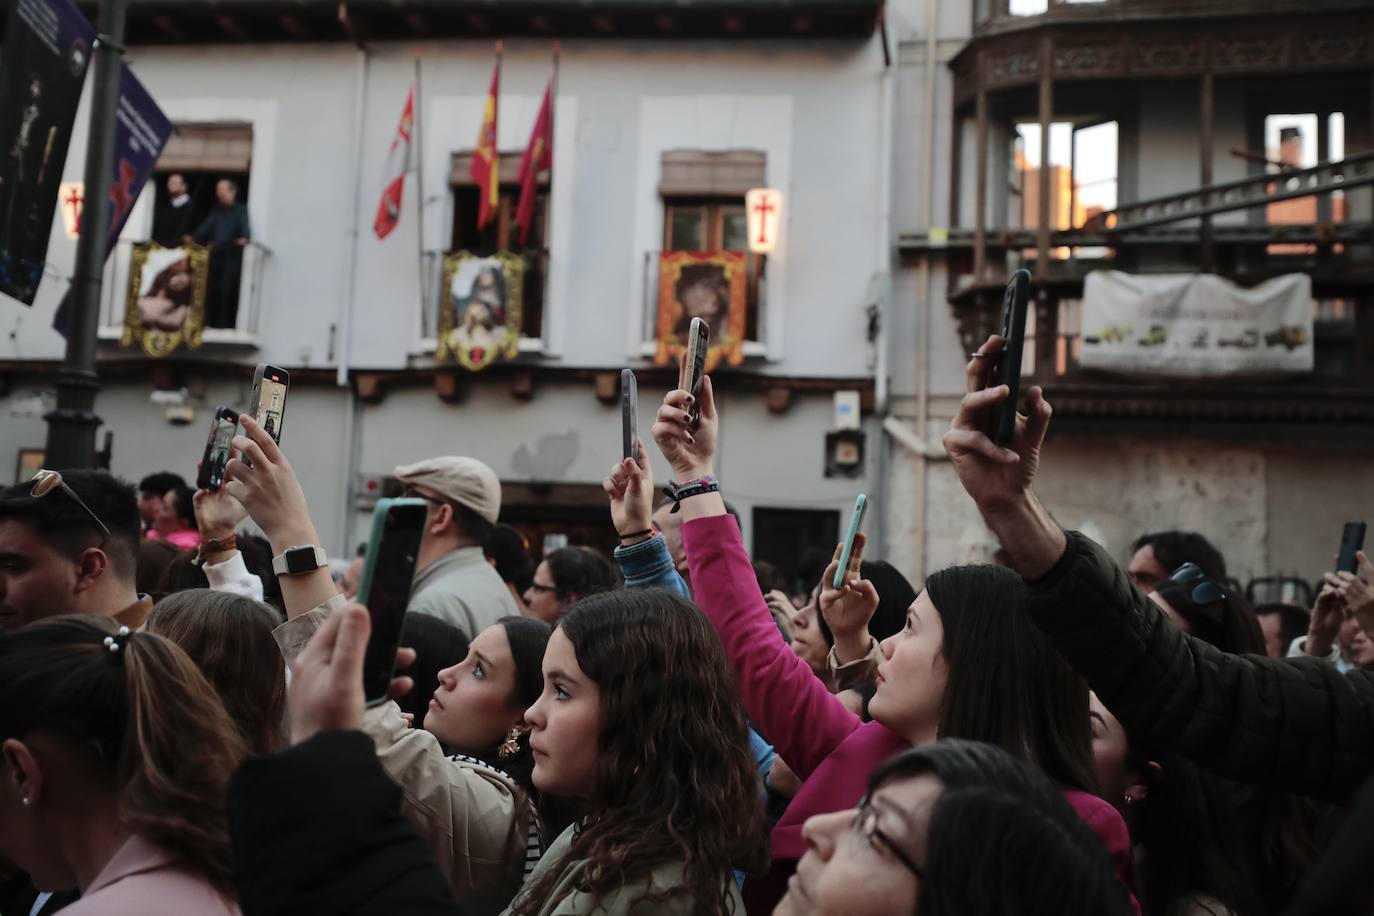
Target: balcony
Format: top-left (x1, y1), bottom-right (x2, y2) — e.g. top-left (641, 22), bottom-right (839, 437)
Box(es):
top-left (97, 238), bottom-right (269, 351)
top-left (417, 248), bottom-right (549, 359)
top-left (972, 0), bottom-right (1371, 34)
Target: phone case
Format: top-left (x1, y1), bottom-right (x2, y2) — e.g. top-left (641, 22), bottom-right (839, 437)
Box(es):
top-left (1337, 521), bottom-right (1367, 574)
top-left (621, 369), bottom-right (638, 461)
top-left (990, 270), bottom-right (1031, 445)
top-left (680, 318), bottom-right (710, 425)
top-left (357, 498), bottom-right (428, 706)
top-left (833, 494), bottom-right (869, 589)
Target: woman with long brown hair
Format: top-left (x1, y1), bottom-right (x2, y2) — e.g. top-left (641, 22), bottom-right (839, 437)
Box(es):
top-left (147, 588), bottom-right (287, 756)
top-left (0, 615), bottom-right (247, 914)
top-left (507, 588), bottom-right (768, 915)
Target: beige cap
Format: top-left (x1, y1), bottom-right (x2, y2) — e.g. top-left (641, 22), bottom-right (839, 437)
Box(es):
top-left (393, 456), bottom-right (501, 524)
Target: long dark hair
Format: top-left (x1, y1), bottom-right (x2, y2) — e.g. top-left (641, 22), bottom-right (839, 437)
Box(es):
top-left (924, 565), bottom-right (1099, 795)
top-left (0, 616), bottom-right (247, 897)
top-left (511, 590), bottom-right (768, 916)
top-left (396, 613), bottom-right (470, 732)
top-left (870, 741), bottom-right (1132, 916)
top-left (147, 589), bottom-right (286, 755)
top-left (462, 616), bottom-right (553, 791)
top-left (544, 547), bottom-right (614, 602)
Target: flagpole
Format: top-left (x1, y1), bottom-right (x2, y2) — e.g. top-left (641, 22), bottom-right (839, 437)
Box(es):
top-left (414, 54), bottom-right (427, 323)
top-left (544, 42), bottom-right (558, 345)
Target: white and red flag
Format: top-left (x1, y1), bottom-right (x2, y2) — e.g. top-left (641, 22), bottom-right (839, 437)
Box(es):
top-left (373, 85), bottom-right (415, 240)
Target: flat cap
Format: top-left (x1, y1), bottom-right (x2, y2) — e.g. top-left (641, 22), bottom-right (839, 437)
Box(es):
top-left (393, 456), bottom-right (501, 524)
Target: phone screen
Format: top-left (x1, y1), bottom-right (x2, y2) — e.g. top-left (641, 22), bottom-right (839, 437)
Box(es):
top-left (199, 409), bottom-right (237, 491)
top-left (254, 375), bottom-right (287, 443)
top-left (360, 501), bottom-right (428, 704)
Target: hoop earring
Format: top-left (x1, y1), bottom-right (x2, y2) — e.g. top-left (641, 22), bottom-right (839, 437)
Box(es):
top-left (498, 727), bottom-right (522, 759)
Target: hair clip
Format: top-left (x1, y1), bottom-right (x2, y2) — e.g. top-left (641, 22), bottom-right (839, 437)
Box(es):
top-left (102, 626), bottom-right (132, 655)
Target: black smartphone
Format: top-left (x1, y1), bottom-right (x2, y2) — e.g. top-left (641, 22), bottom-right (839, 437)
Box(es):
top-left (356, 498), bottom-right (429, 706)
top-left (680, 317), bottom-right (709, 426)
top-left (1337, 521), bottom-right (1366, 574)
top-left (248, 363), bottom-right (289, 445)
top-left (621, 369), bottom-right (638, 461)
top-left (196, 406), bottom-right (239, 491)
top-left (990, 269), bottom-right (1031, 445)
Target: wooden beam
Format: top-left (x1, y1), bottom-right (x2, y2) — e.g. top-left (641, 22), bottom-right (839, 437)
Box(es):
top-left (404, 13), bottom-right (429, 34)
top-left (434, 370), bottom-right (468, 404)
top-left (509, 371), bottom-right (535, 401)
top-left (592, 371), bottom-right (619, 405)
top-left (214, 14), bottom-right (249, 40)
top-left (1199, 49), bottom-right (1215, 272)
top-left (354, 372), bottom-right (387, 404)
top-left (465, 13), bottom-right (490, 34)
top-left (1036, 34), bottom-right (1053, 270)
top-left (277, 14), bottom-right (312, 40)
top-left (530, 14), bottom-right (552, 33)
top-left (656, 14), bottom-right (679, 34)
top-left (151, 14), bottom-right (186, 40)
top-left (973, 51), bottom-right (989, 285)
top-left (792, 14), bottom-right (814, 33)
top-left (592, 15), bottom-right (614, 34)
top-left (723, 15), bottom-right (745, 34)
top-left (765, 386), bottom-right (794, 415)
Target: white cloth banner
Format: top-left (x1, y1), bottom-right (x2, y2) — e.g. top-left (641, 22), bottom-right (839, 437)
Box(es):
top-left (1079, 271), bottom-right (1314, 376)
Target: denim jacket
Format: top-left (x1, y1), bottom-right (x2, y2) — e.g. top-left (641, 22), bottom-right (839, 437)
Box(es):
top-left (614, 534), bottom-right (690, 598)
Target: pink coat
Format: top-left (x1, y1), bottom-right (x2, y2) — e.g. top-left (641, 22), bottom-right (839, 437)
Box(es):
top-left (60, 834), bottom-right (239, 916)
top-left (682, 515), bottom-right (1137, 913)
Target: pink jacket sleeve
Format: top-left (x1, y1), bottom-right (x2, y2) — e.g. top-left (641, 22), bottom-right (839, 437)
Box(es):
top-left (683, 514), bottom-right (861, 778)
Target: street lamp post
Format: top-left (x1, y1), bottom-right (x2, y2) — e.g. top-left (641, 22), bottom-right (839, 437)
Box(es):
top-left (43, 0), bottom-right (128, 469)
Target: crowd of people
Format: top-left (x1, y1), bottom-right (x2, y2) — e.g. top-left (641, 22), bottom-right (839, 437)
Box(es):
top-left (2, 337), bottom-right (1373, 915)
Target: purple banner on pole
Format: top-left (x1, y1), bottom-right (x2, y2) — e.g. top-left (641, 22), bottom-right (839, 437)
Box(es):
top-left (0, 0), bottom-right (95, 305)
top-left (52, 63), bottom-right (172, 337)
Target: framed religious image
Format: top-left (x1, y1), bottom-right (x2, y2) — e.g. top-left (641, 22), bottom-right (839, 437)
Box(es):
top-left (653, 251), bottom-right (747, 371)
top-left (437, 251), bottom-right (524, 371)
top-left (120, 242), bottom-right (210, 357)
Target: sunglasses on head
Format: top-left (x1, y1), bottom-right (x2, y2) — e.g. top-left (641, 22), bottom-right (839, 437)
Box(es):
top-left (1169, 562), bottom-right (1226, 605)
top-left (30, 469), bottom-right (111, 540)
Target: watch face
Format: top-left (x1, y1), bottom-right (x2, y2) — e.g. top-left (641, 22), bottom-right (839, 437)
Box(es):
top-left (285, 547), bottom-right (318, 575)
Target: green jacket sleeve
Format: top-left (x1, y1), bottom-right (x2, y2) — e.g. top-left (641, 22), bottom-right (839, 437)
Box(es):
top-left (1026, 531), bottom-right (1374, 805)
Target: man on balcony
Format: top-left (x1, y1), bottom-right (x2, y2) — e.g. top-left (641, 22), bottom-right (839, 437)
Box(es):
top-left (187, 178), bottom-right (250, 329)
top-left (152, 173), bottom-right (196, 249)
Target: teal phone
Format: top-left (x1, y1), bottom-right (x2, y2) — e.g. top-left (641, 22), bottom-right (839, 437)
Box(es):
top-left (356, 498), bottom-right (428, 707)
top-left (833, 494), bottom-right (868, 589)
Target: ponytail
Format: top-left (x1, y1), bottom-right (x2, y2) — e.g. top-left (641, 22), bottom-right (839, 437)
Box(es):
top-left (0, 616), bottom-right (247, 898)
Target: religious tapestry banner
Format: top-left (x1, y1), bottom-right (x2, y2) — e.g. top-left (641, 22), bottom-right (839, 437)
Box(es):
top-left (120, 242), bottom-right (210, 357)
top-left (0, 0), bottom-right (93, 305)
top-left (437, 251), bottom-right (524, 371)
top-left (653, 251), bottom-right (748, 371)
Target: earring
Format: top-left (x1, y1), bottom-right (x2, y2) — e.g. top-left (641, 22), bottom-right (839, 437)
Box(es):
top-left (498, 727), bottom-right (522, 759)
top-left (1124, 794), bottom-right (1138, 807)
top-left (21, 797), bottom-right (32, 807)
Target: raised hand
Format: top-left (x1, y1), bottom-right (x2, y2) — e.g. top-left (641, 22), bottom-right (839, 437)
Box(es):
top-left (193, 459), bottom-right (248, 543)
top-left (287, 604), bottom-right (414, 745)
top-left (222, 414), bottom-right (316, 553)
top-left (819, 533), bottom-right (880, 663)
top-left (651, 375), bottom-right (717, 482)
top-left (602, 440), bottom-right (654, 541)
top-left (1306, 582), bottom-right (1347, 658)
top-left (1332, 553), bottom-right (1374, 638)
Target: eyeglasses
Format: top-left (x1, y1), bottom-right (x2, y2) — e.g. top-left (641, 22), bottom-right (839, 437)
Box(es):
top-left (852, 795), bottom-right (923, 879)
top-left (30, 469), bottom-right (110, 539)
top-left (1169, 562), bottom-right (1226, 605)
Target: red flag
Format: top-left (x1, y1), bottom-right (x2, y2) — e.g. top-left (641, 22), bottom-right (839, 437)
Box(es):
top-left (373, 85), bottom-right (414, 240)
top-left (515, 80), bottom-right (553, 246)
top-left (470, 54), bottom-right (501, 231)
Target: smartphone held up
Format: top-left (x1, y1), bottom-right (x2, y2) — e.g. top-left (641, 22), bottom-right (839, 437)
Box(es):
top-left (621, 369), bottom-right (639, 462)
top-left (680, 317), bottom-right (709, 427)
top-left (1337, 521), bottom-right (1367, 575)
top-left (833, 494), bottom-right (869, 589)
top-left (987, 269), bottom-right (1031, 445)
top-left (248, 363), bottom-right (290, 445)
top-left (356, 498), bottom-right (428, 706)
top-left (196, 406), bottom-right (239, 491)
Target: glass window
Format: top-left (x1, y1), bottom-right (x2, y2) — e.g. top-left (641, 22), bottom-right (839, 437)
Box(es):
top-left (721, 205), bottom-right (748, 252)
top-left (1009, 0), bottom-right (1048, 15)
top-left (668, 206), bottom-right (707, 250)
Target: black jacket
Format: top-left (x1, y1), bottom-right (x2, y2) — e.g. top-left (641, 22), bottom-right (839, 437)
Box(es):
top-left (1027, 531), bottom-right (1374, 807)
top-left (228, 730), bottom-right (460, 916)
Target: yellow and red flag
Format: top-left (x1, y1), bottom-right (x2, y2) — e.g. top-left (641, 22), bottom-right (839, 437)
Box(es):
top-left (515, 79), bottom-right (552, 246)
top-left (469, 49), bottom-right (501, 231)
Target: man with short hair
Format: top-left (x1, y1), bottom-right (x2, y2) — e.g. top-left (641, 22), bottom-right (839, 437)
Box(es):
top-left (137, 470), bottom-right (185, 534)
top-left (1127, 530), bottom-right (1227, 591)
top-left (189, 178), bottom-right (251, 328)
top-left (394, 456), bottom-right (518, 639)
top-left (152, 172), bottom-right (196, 248)
top-left (0, 470), bottom-right (146, 631)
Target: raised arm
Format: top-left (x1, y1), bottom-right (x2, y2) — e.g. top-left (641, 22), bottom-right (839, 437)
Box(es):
top-left (603, 441), bottom-right (690, 599)
top-left (652, 376), bottom-right (860, 778)
top-left (944, 334), bottom-right (1374, 805)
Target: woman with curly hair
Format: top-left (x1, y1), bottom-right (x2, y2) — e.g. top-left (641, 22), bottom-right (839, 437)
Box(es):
top-left (0, 615), bottom-right (248, 914)
top-left (505, 588), bottom-right (768, 915)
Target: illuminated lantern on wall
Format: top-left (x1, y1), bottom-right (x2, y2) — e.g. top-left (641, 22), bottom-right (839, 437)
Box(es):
top-left (745, 187), bottom-right (783, 254)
